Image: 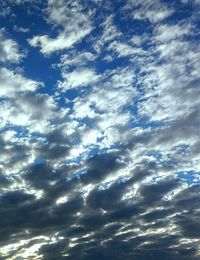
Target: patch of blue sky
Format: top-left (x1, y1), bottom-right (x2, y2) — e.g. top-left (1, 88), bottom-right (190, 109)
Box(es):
top-left (1, 3), bottom-right (46, 44)
top-left (63, 143), bottom-right (122, 168)
top-left (60, 140), bottom-right (119, 167)
top-left (129, 116), bottom-right (165, 129)
top-left (95, 57), bottom-right (130, 73)
top-left (163, 0), bottom-right (194, 22)
top-left (86, 144), bottom-right (121, 160)
top-left (66, 168), bottom-right (87, 181)
top-left (30, 132), bottom-right (47, 141)
top-left (22, 54), bottom-right (60, 94)
top-left (172, 144), bottom-right (191, 154)
top-left (177, 171), bottom-right (200, 185)
top-left (144, 151), bottom-right (179, 173)
top-left (0, 4), bottom-right (61, 96)
top-left (146, 150), bottom-right (163, 161)
top-left (117, 12), bottom-right (153, 37)
top-left (33, 158), bottom-right (46, 165)
top-left (53, 86), bottom-right (93, 112)
top-left (63, 156), bottom-right (83, 168)
top-left (53, 97), bottom-right (73, 112)
top-left (1, 125), bottom-right (29, 138)
top-left (76, 117), bottom-right (98, 128)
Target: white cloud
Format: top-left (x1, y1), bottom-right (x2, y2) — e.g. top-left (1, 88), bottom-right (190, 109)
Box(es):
top-left (59, 51), bottom-right (96, 69)
top-left (0, 68), bottom-right (62, 133)
top-left (0, 68), bottom-right (39, 97)
top-left (58, 68), bottom-right (100, 90)
top-left (71, 67), bottom-right (137, 148)
top-left (29, 0), bottom-right (92, 54)
top-left (14, 25), bottom-right (29, 33)
top-left (93, 15), bottom-right (122, 53)
top-left (0, 28), bottom-right (23, 63)
top-left (138, 23), bottom-right (200, 123)
top-left (108, 40), bottom-right (146, 57)
top-left (125, 0), bottom-right (173, 23)
top-left (0, 93), bottom-right (60, 133)
top-left (131, 35), bottom-right (143, 46)
top-left (154, 23), bottom-right (190, 43)
top-left (73, 67), bottom-right (136, 116)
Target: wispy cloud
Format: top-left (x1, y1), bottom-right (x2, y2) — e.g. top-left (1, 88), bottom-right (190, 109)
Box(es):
top-left (29, 0), bottom-right (93, 54)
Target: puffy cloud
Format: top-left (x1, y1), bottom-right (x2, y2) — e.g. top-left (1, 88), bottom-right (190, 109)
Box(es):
top-left (69, 67), bottom-right (137, 149)
top-left (0, 68), bottom-right (39, 97)
top-left (0, 93), bottom-right (63, 136)
top-left (59, 68), bottom-right (100, 90)
top-left (0, 28), bottom-right (23, 63)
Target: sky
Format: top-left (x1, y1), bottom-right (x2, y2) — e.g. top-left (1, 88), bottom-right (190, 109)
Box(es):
top-left (0, 0), bottom-right (200, 259)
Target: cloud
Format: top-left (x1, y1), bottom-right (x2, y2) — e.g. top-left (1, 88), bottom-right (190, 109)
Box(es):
top-left (79, 152), bottom-right (125, 184)
top-left (59, 51), bottom-right (96, 69)
top-left (0, 28), bottom-right (23, 63)
top-left (14, 25), bottom-right (30, 33)
top-left (58, 68), bottom-right (100, 90)
top-left (28, 0), bottom-right (93, 54)
top-left (1, 0), bottom-right (200, 259)
top-left (108, 40), bottom-right (146, 57)
top-left (0, 92), bottom-right (59, 133)
top-left (71, 67), bottom-right (137, 148)
top-left (0, 68), bottom-right (39, 97)
top-left (125, 0), bottom-right (173, 23)
top-left (92, 14), bottom-right (122, 54)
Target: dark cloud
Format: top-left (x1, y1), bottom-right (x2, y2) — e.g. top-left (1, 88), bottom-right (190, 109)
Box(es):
top-left (0, 152), bottom-right (199, 259)
top-left (176, 211), bottom-right (200, 238)
top-left (38, 239), bottom-right (69, 260)
top-left (139, 177), bottom-right (180, 206)
top-left (79, 152), bottom-right (125, 184)
top-left (86, 176), bottom-right (135, 210)
top-left (0, 171), bottom-right (10, 187)
top-left (24, 162), bottom-right (56, 190)
top-left (0, 190), bottom-right (35, 206)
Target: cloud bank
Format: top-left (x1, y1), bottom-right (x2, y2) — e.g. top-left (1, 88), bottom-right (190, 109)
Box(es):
top-left (0, 0), bottom-right (200, 259)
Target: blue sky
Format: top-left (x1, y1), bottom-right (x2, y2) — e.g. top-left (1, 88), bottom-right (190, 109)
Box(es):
top-left (0, 0), bottom-right (200, 259)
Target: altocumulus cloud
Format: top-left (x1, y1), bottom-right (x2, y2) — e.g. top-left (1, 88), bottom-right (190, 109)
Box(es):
top-left (0, 0), bottom-right (200, 259)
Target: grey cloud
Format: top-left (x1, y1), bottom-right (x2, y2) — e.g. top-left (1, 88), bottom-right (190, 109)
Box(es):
top-left (139, 177), bottom-right (180, 206)
top-left (0, 171), bottom-right (10, 187)
top-left (86, 177), bottom-right (135, 210)
top-left (79, 152), bottom-right (125, 184)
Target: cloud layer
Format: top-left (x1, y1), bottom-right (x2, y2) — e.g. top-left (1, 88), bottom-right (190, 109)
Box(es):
top-left (0, 0), bottom-right (200, 259)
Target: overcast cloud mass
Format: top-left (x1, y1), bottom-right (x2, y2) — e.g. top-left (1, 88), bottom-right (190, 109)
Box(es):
top-left (0, 0), bottom-right (200, 259)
